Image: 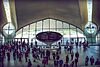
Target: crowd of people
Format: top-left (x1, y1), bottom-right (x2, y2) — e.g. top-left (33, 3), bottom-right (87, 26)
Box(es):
top-left (0, 40), bottom-right (100, 67)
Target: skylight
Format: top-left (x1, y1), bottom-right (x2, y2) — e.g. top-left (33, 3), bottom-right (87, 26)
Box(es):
top-left (3, 0), bottom-right (11, 22)
top-left (87, 0), bottom-right (93, 22)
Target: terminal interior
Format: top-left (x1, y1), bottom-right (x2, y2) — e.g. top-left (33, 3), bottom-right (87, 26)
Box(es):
top-left (0, 0), bottom-right (100, 67)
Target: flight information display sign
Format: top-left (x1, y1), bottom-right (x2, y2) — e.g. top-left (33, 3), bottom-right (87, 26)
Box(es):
top-left (36, 31), bottom-right (62, 43)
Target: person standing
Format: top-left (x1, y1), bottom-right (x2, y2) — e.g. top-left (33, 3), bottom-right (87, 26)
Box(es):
top-left (46, 50), bottom-right (50, 60)
top-left (85, 56), bottom-right (89, 66)
top-left (95, 58), bottom-right (100, 65)
top-left (35, 41), bottom-right (37, 48)
top-left (71, 51), bottom-right (74, 60)
top-left (7, 51), bottom-right (10, 61)
top-left (75, 57), bottom-right (78, 67)
top-left (37, 65), bottom-right (40, 67)
top-left (25, 51), bottom-right (28, 62)
top-left (75, 51), bottom-right (79, 61)
top-left (54, 59), bottom-right (59, 67)
top-left (71, 60), bottom-right (74, 67)
top-left (90, 56), bottom-right (95, 65)
top-left (63, 62), bottom-right (69, 67)
top-left (42, 57), bottom-right (48, 67)
top-left (13, 51), bottom-right (16, 60)
top-left (59, 59), bottom-right (63, 67)
top-left (27, 59), bottom-right (32, 67)
top-left (31, 41), bottom-right (33, 48)
top-left (56, 54), bottom-right (60, 61)
top-left (19, 52), bottom-right (22, 62)
top-left (52, 52), bottom-right (56, 60)
top-left (0, 53), bottom-right (4, 67)
top-left (66, 55), bottom-right (69, 63)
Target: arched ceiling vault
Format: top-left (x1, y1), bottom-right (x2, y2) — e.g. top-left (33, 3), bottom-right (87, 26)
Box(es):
top-left (15, 0), bottom-right (82, 29)
top-left (0, 0), bottom-right (100, 32)
top-left (92, 0), bottom-right (100, 29)
top-left (0, 0), bottom-right (7, 32)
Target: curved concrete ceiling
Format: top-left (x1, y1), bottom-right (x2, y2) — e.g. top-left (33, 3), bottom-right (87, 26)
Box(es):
top-left (0, 0), bottom-right (7, 32)
top-left (0, 0), bottom-right (100, 32)
top-left (15, 0), bottom-right (82, 29)
top-left (93, 0), bottom-right (100, 29)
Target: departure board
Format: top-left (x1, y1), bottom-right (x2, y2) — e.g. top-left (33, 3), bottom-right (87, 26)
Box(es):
top-left (36, 31), bottom-right (62, 42)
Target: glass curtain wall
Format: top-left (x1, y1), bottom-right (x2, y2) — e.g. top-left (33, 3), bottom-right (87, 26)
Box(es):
top-left (0, 33), bottom-right (4, 44)
top-left (96, 32), bottom-right (100, 43)
top-left (15, 18), bottom-right (86, 46)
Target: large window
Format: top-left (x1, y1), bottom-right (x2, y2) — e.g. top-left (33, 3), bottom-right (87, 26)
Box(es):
top-left (15, 18), bottom-right (86, 45)
top-left (85, 22), bottom-right (97, 34)
top-left (0, 33), bottom-right (4, 44)
top-left (3, 23), bottom-right (15, 36)
top-left (96, 32), bottom-right (100, 43)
